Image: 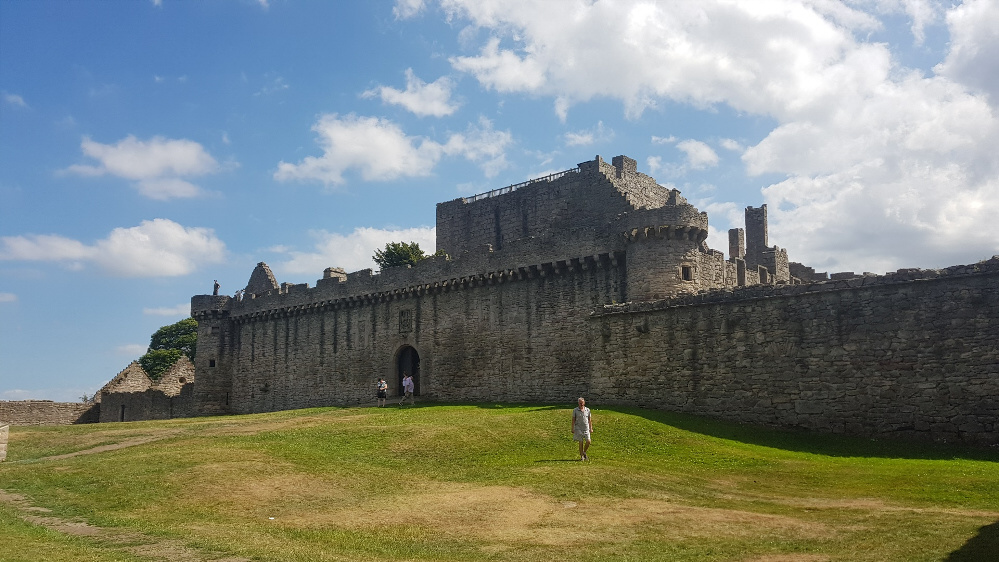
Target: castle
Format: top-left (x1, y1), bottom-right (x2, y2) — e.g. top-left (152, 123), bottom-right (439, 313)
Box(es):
top-left (179, 155), bottom-right (998, 445)
top-left (8, 155), bottom-right (991, 445)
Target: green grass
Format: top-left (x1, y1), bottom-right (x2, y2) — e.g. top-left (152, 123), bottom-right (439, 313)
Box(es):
top-left (1, 404), bottom-right (997, 561)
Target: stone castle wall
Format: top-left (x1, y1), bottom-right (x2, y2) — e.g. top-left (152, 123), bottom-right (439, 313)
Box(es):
top-left (195, 254), bottom-right (627, 414)
top-left (189, 155), bottom-right (998, 445)
top-left (0, 401), bottom-right (99, 426)
top-left (590, 260), bottom-right (999, 445)
top-left (194, 253), bottom-right (997, 444)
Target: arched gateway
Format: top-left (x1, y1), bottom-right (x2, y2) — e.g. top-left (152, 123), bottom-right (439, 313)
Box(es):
top-left (396, 345), bottom-right (420, 397)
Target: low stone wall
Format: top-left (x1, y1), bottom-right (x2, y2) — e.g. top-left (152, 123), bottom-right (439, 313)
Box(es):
top-left (0, 425), bottom-right (8, 462)
top-left (0, 401), bottom-right (99, 426)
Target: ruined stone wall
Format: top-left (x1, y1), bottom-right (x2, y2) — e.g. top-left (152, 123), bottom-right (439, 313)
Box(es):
top-left (99, 385), bottom-right (194, 423)
top-left (590, 260), bottom-right (999, 445)
top-left (0, 401), bottom-right (99, 426)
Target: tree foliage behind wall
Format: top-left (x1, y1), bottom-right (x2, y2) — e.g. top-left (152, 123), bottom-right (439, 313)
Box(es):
top-left (139, 317), bottom-right (198, 379)
top-left (373, 241), bottom-right (446, 269)
top-left (373, 241), bottom-right (426, 269)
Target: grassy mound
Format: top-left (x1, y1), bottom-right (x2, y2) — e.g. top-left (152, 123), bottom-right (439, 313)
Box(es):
top-left (1, 404), bottom-right (997, 561)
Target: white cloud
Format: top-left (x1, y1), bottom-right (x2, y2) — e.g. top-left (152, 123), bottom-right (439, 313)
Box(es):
top-left (450, 37), bottom-right (547, 93)
top-left (935, 0), bottom-right (999, 103)
top-left (394, 0), bottom-right (426, 19)
top-left (3, 92), bottom-right (28, 108)
top-left (135, 178), bottom-right (203, 200)
top-left (0, 292), bottom-right (17, 303)
top-left (254, 75), bottom-right (289, 97)
top-left (651, 135), bottom-right (677, 145)
top-left (363, 69), bottom-right (459, 117)
top-left (646, 156), bottom-right (664, 175)
top-left (720, 138), bottom-right (743, 152)
top-left (276, 226), bottom-right (437, 275)
top-left (65, 135), bottom-right (220, 199)
top-left (425, 0), bottom-right (999, 271)
top-left (275, 114), bottom-right (444, 186)
top-left (676, 139), bottom-right (720, 170)
top-left (275, 113), bottom-right (512, 185)
top-left (442, 116), bottom-right (513, 177)
top-left (143, 303), bottom-right (191, 316)
top-left (0, 219), bottom-right (226, 277)
top-left (564, 121), bottom-right (612, 147)
top-left (115, 343), bottom-right (148, 357)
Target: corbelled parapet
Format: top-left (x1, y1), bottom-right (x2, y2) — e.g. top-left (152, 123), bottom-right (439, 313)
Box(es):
top-left (623, 224), bottom-right (709, 244)
top-left (191, 295), bottom-right (231, 319)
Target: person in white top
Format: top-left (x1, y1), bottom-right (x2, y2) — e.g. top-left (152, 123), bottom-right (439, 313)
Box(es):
top-left (400, 373), bottom-right (415, 406)
top-left (571, 397), bottom-right (593, 461)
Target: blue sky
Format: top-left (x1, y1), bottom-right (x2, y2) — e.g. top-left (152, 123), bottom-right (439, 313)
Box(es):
top-left (2, 0), bottom-right (998, 402)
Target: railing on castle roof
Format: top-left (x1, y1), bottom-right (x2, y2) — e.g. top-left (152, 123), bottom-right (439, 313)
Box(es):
top-left (463, 167), bottom-right (580, 203)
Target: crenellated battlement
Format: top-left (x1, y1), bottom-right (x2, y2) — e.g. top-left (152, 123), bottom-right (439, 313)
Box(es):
top-left (623, 224), bottom-right (709, 245)
top-left (196, 251), bottom-right (626, 323)
top-left (595, 256), bottom-right (999, 316)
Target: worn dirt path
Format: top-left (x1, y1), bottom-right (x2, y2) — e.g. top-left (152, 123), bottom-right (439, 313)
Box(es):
top-left (1, 488), bottom-right (249, 561)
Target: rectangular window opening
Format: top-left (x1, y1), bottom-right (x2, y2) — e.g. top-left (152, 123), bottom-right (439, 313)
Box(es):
top-left (399, 309), bottom-right (413, 333)
top-left (681, 265), bottom-right (693, 281)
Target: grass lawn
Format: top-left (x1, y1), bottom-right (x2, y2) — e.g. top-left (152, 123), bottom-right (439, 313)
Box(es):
top-left (1, 404), bottom-right (997, 561)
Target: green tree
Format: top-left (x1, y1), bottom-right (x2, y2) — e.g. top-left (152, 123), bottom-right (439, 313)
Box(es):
top-left (138, 317), bottom-right (198, 379)
top-left (373, 241), bottom-right (426, 269)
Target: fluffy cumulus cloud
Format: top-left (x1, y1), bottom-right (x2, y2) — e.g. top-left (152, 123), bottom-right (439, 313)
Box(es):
top-left (934, 0), bottom-right (999, 103)
top-left (676, 140), bottom-right (720, 170)
top-left (275, 114), bottom-right (512, 185)
top-left (0, 219), bottom-right (226, 277)
top-left (402, 0), bottom-right (999, 272)
top-left (274, 226), bottom-right (437, 275)
top-left (66, 135), bottom-right (220, 199)
top-left (363, 68), bottom-right (460, 117)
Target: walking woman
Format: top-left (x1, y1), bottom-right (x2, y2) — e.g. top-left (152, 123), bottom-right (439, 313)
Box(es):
top-left (571, 397), bottom-right (592, 460)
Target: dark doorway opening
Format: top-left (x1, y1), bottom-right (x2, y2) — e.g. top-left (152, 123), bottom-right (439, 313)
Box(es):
top-left (397, 345), bottom-right (420, 396)
top-left (119, 404), bottom-right (125, 422)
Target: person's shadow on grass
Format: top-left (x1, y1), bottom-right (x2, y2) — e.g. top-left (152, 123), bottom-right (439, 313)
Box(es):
top-left (945, 519), bottom-right (999, 561)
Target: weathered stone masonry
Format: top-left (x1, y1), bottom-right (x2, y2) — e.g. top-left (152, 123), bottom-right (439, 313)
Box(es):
top-left (191, 155), bottom-right (999, 445)
top-left (592, 262), bottom-right (999, 445)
